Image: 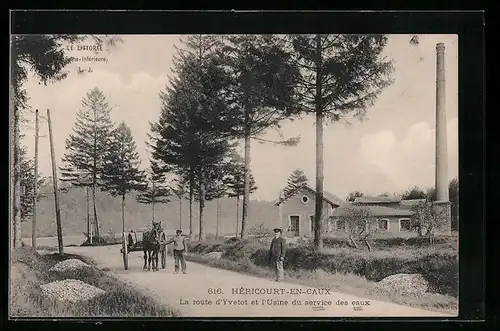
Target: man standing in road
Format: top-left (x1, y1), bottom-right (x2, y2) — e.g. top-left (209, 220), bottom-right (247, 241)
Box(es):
top-left (166, 230), bottom-right (188, 274)
top-left (269, 228), bottom-right (286, 282)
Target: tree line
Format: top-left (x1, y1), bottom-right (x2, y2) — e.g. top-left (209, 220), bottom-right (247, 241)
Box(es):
top-left (12, 34), bottom-right (425, 253)
top-left (58, 86), bottom-right (258, 243)
top-left (148, 34), bottom-right (394, 251)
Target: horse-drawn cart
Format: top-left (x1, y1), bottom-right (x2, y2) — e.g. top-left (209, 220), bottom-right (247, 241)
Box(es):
top-left (120, 230), bottom-right (167, 270)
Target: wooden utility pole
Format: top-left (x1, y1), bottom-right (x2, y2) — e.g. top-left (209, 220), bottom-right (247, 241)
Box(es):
top-left (47, 109), bottom-right (64, 254)
top-left (31, 109), bottom-right (39, 249)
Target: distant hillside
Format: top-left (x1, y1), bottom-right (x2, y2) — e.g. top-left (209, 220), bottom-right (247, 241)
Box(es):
top-left (22, 187), bottom-right (279, 238)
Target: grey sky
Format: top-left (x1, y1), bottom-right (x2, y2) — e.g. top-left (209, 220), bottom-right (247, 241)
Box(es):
top-left (20, 34), bottom-right (458, 202)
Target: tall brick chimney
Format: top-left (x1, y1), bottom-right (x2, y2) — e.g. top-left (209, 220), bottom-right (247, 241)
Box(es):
top-left (434, 42), bottom-right (451, 234)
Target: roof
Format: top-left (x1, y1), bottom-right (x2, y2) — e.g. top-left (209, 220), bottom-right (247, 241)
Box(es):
top-left (331, 203), bottom-right (414, 217)
top-left (274, 185), bottom-right (345, 207)
top-left (399, 199), bottom-right (427, 209)
top-left (354, 196), bottom-right (402, 204)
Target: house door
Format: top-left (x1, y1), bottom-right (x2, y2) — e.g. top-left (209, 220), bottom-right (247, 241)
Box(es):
top-left (289, 216), bottom-right (300, 237)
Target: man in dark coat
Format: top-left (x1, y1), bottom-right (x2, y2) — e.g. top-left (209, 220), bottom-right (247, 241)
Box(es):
top-left (268, 228), bottom-right (286, 282)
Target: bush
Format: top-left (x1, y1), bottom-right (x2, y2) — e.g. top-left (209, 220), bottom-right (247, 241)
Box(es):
top-left (323, 235), bottom-right (458, 251)
top-left (187, 237), bottom-right (458, 298)
top-left (80, 234), bottom-right (121, 247)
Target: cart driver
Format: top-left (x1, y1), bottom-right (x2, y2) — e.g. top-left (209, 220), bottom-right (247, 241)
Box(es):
top-left (127, 229), bottom-right (137, 250)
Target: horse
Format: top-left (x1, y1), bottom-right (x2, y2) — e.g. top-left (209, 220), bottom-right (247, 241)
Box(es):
top-left (142, 222), bottom-right (164, 271)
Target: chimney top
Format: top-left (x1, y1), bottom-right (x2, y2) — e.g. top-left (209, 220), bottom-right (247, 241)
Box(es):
top-left (436, 43), bottom-right (445, 51)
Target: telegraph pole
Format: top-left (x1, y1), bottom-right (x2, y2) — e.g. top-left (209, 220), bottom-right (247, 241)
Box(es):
top-left (31, 109), bottom-right (39, 250)
top-left (47, 109), bottom-right (64, 254)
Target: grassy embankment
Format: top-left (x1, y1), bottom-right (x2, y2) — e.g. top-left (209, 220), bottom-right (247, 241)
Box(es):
top-left (183, 235), bottom-right (458, 314)
top-left (10, 246), bottom-right (179, 317)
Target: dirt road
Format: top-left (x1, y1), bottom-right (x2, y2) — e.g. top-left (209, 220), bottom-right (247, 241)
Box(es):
top-left (61, 245), bottom-right (454, 318)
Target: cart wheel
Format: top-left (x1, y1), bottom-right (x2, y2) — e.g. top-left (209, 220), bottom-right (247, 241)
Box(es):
top-left (122, 232), bottom-right (129, 270)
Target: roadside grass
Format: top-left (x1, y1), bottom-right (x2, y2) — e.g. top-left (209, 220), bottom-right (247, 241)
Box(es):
top-left (185, 237), bottom-right (458, 314)
top-left (10, 247), bottom-right (179, 318)
top-left (322, 233), bottom-right (459, 253)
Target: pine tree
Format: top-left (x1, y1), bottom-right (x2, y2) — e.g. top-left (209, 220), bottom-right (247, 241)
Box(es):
top-left (136, 168), bottom-right (170, 224)
top-left (102, 122), bottom-right (146, 234)
top-left (10, 35), bottom-right (122, 248)
top-left (19, 146), bottom-right (47, 222)
top-left (150, 35), bottom-right (236, 241)
top-left (60, 87), bottom-right (114, 240)
top-left (219, 35), bottom-right (301, 239)
top-left (149, 83), bottom-right (199, 239)
top-left (226, 153), bottom-right (257, 238)
top-left (283, 169), bottom-right (309, 197)
top-left (287, 34), bottom-right (394, 252)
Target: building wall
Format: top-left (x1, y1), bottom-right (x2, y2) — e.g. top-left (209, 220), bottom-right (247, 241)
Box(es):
top-left (330, 215), bottom-right (419, 238)
top-left (280, 189), bottom-right (333, 237)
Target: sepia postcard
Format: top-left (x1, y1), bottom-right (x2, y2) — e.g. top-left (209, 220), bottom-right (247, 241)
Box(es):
top-left (9, 32), bottom-right (459, 319)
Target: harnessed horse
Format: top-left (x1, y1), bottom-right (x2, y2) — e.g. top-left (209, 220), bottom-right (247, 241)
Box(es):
top-left (142, 222), bottom-right (164, 271)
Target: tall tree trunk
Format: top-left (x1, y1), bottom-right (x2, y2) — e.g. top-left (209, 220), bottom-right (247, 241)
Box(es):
top-left (152, 198), bottom-right (155, 223)
top-left (241, 117), bottom-right (251, 239)
top-left (11, 37), bottom-right (22, 249)
top-left (92, 182), bottom-right (100, 240)
top-left (313, 34), bottom-right (324, 253)
top-left (198, 178), bottom-right (206, 242)
top-left (216, 198), bottom-right (220, 238)
top-left (92, 106), bottom-right (101, 239)
top-left (235, 196), bottom-right (240, 239)
top-left (86, 186), bottom-right (90, 239)
top-left (121, 193), bottom-right (126, 234)
top-left (189, 173), bottom-right (194, 240)
top-left (152, 181), bottom-right (156, 223)
top-left (179, 195), bottom-right (182, 230)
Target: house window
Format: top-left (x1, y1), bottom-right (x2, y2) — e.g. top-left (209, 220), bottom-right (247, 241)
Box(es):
top-left (310, 215), bottom-right (315, 233)
top-left (327, 218), bottom-right (333, 232)
top-left (336, 219), bottom-right (346, 232)
top-left (288, 215), bottom-right (300, 236)
top-left (301, 195), bottom-right (309, 204)
top-left (399, 218), bottom-right (412, 232)
top-left (378, 219), bottom-right (389, 231)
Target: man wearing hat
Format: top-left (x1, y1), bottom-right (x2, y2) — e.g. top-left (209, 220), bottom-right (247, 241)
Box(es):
top-left (127, 229), bottom-right (137, 251)
top-left (165, 230), bottom-right (188, 274)
top-left (268, 228), bottom-right (286, 282)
